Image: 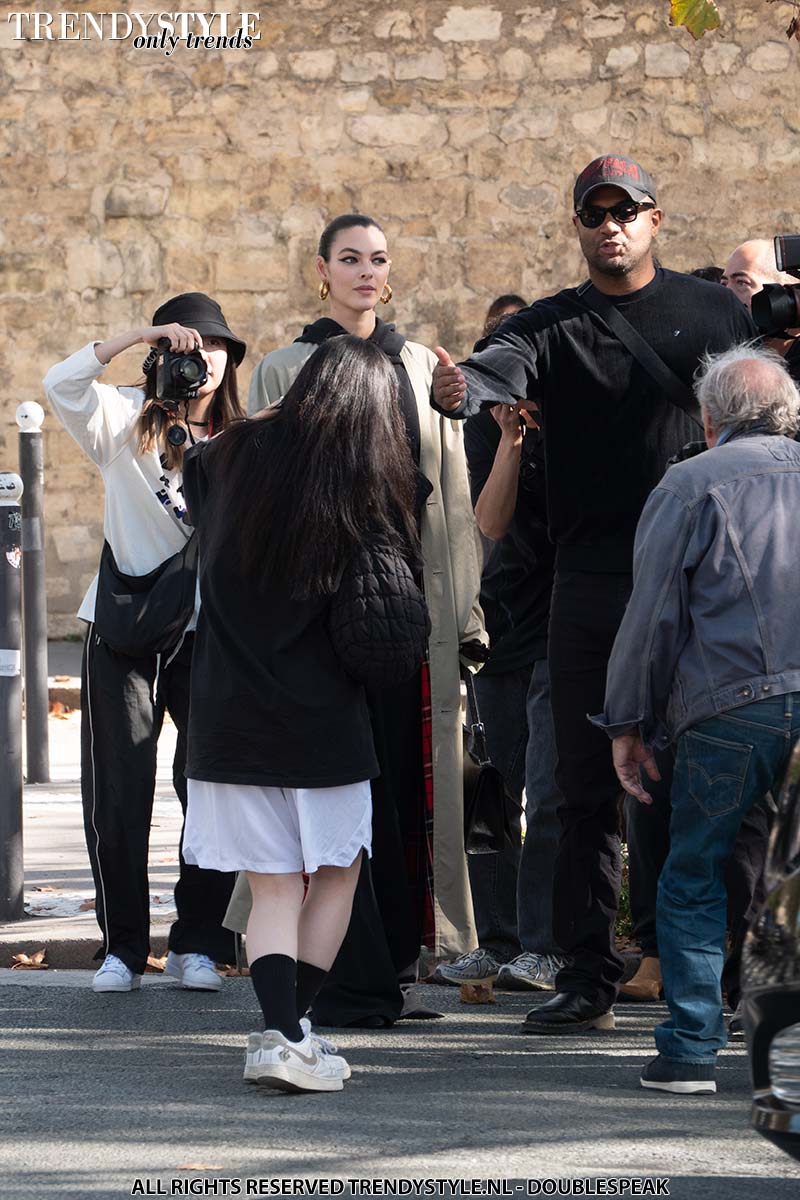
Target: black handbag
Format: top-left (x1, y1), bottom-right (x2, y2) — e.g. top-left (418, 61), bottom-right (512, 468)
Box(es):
top-left (462, 668), bottom-right (514, 855)
top-left (93, 533), bottom-right (198, 658)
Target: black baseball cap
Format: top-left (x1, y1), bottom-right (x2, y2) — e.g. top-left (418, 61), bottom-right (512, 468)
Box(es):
top-left (573, 155), bottom-right (657, 209)
top-left (151, 292), bottom-right (247, 365)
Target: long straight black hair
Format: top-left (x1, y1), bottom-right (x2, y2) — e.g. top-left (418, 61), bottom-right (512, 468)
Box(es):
top-left (202, 335), bottom-right (419, 598)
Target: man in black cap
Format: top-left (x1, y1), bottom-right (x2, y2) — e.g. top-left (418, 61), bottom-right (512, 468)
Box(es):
top-left (432, 154), bottom-right (755, 1033)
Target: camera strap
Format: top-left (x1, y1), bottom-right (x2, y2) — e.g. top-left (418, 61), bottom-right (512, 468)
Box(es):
top-left (575, 280), bottom-right (702, 427)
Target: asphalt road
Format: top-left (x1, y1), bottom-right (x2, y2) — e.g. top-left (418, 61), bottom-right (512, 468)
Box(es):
top-left (1, 975), bottom-right (797, 1200)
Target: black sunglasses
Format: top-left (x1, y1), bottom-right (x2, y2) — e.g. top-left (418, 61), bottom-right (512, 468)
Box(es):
top-left (575, 200), bottom-right (655, 229)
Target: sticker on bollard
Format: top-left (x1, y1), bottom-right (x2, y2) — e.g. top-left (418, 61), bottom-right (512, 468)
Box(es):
top-left (0, 649), bottom-right (21, 676)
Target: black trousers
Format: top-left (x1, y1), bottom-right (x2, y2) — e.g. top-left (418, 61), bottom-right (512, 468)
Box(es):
top-left (548, 569), bottom-right (633, 1008)
top-left (80, 628), bottom-right (236, 975)
top-left (625, 760), bottom-right (772, 1008)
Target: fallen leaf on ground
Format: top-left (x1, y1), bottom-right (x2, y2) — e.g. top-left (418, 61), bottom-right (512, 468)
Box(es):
top-left (32, 886), bottom-right (56, 892)
top-left (145, 955), bottom-right (167, 973)
top-left (459, 981), bottom-right (495, 1004)
top-left (78, 898), bottom-right (96, 911)
top-left (222, 965), bottom-right (249, 977)
top-left (176, 1165), bottom-right (225, 1170)
top-left (53, 675), bottom-right (71, 683)
top-left (10, 949), bottom-right (48, 970)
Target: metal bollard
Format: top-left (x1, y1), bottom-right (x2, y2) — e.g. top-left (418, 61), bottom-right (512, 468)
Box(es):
top-left (0, 471), bottom-right (24, 922)
top-left (17, 402), bottom-right (50, 784)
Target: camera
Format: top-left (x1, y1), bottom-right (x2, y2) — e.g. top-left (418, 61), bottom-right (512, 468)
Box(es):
top-left (751, 236), bottom-right (800, 337)
top-left (152, 338), bottom-right (208, 412)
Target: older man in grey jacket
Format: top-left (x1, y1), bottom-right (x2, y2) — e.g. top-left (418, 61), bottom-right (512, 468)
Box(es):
top-left (593, 344), bottom-right (800, 1096)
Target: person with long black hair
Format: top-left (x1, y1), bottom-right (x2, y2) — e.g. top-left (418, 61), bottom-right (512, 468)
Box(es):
top-left (181, 336), bottom-right (426, 1090)
top-left (239, 213), bottom-right (487, 1027)
top-left (44, 293), bottom-right (244, 993)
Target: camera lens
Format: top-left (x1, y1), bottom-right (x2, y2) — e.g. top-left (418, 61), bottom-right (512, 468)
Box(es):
top-left (752, 284), bottom-right (799, 337)
top-left (178, 357), bottom-right (205, 383)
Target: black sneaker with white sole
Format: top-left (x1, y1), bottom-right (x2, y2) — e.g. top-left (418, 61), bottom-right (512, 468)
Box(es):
top-left (640, 1054), bottom-right (716, 1094)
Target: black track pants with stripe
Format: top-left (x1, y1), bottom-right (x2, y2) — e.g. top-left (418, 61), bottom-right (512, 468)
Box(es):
top-left (80, 628), bottom-right (237, 975)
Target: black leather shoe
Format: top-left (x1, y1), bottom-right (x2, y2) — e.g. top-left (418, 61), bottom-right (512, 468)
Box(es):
top-left (520, 991), bottom-right (615, 1034)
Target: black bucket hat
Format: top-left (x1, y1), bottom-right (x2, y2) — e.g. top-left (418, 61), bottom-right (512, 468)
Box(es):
top-left (151, 292), bottom-right (247, 365)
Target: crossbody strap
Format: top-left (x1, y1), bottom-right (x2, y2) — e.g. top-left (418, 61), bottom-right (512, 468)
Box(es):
top-left (576, 281), bottom-right (702, 427)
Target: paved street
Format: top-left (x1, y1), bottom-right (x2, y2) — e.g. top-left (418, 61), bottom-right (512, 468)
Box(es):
top-left (1, 972), bottom-right (797, 1200)
top-left (1, 680), bottom-right (797, 1198)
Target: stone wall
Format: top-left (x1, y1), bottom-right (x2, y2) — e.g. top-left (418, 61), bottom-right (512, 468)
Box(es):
top-left (0, 0), bottom-right (797, 634)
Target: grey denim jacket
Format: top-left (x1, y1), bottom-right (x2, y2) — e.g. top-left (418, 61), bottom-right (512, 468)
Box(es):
top-left (592, 431), bottom-right (800, 748)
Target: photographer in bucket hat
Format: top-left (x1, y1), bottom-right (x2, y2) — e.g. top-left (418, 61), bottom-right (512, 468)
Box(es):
top-left (43, 292), bottom-right (246, 995)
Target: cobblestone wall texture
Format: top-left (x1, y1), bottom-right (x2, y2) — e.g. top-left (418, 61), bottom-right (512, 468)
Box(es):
top-left (0, 1), bottom-right (797, 634)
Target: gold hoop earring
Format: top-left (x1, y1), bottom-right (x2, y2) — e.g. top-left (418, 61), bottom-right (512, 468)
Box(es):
top-left (380, 283), bottom-right (393, 305)
top-left (319, 281), bottom-right (330, 301)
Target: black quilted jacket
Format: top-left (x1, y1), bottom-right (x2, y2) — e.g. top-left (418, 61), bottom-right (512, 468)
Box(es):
top-left (328, 540), bottom-right (430, 689)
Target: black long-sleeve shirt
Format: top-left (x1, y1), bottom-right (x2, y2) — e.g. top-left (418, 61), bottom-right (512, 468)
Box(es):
top-left (450, 269), bottom-right (756, 572)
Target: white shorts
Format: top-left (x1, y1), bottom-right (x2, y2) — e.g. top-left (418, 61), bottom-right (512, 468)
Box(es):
top-left (183, 778), bottom-right (372, 875)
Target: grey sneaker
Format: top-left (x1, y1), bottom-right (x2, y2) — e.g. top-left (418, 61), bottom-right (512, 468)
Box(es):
top-left (435, 948), bottom-right (505, 985)
top-left (497, 952), bottom-right (566, 991)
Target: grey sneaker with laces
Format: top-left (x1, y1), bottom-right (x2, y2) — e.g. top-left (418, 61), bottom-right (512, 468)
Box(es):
top-left (435, 947), bottom-right (505, 985)
top-left (496, 952), bottom-right (567, 991)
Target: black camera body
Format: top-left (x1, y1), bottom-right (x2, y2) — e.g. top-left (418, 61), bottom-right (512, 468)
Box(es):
top-left (153, 338), bottom-right (208, 412)
top-left (751, 236), bottom-right (800, 337)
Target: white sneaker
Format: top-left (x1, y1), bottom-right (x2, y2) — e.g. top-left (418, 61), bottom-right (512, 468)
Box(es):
top-left (91, 954), bottom-right (141, 993)
top-left (300, 1017), bottom-right (351, 1080)
top-left (243, 1029), bottom-right (345, 1093)
top-left (496, 952), bottom-right (566, 991)
top-left (165, 951), bottom-right (222, 991)
top-left (244, 1021), bottom-right (351, 1084)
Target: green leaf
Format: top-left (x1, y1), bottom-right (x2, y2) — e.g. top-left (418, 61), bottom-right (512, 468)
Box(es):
top-left (669, 0), bottom-right (722, 40)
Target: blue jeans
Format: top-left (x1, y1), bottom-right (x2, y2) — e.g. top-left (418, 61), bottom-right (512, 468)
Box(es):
top-left (656, 693), bottom-right (800, 1062)
top-left (468, 659), bottom-right (563, 958)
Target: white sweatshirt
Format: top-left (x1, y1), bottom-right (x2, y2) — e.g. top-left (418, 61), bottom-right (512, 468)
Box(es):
top-left (44, 342), bottom-right (198, 626)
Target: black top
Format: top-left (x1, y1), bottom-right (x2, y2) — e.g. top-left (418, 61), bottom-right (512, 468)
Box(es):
top-left (182, 434), bottom-right (379, 789)
top-left (464, 413), bottom-right (553, 673)
top-left (452, 269), bottom-right (756, 573)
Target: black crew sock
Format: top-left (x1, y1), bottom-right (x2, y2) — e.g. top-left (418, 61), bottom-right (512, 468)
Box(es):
top-left (249, 954), bottom-right (303, 1042)
top-left (296, 960), bottom-right (327, 1020)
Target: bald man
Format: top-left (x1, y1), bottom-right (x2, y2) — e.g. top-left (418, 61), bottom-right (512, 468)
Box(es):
top-left (723, 239), bottom-right (800, 383)
top-left (722, 238), bottom-right (798, 312)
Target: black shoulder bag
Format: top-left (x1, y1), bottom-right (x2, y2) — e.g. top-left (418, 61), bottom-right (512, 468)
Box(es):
top-left (462, 669), bottom-right (514, 855)
top-left (93, 532), bottom-right (198, 658)
top-left (575, 281), bottom-right (702, 427)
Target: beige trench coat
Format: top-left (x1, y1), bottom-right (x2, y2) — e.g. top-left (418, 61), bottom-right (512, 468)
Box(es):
top-left (223, 338), bottom-right (486, 959)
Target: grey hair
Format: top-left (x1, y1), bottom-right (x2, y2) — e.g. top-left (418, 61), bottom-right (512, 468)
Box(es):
top-left (694, 343), bottom-right (800, 437)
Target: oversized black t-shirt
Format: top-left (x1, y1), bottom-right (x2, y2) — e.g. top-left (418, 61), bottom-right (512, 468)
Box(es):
top-left (464, 412), bottom-right (553, 673)
top-left (453, 269), bottom-right (756, 572)
top-left (182, 436), bottom-right (379, 789)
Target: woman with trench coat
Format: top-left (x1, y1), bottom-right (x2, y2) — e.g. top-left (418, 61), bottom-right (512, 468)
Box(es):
top-left (226, 213), bottom-right (486, 1025)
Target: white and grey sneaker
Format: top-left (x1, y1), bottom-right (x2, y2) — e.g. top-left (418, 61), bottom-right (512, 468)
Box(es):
top-left (243, 1029), bottom-right (346, 1093)
top-left (165, 951), bottom-right (222, 991)
top-left (496, 953), bottom-right (566, 991)
top-left (435, 948), bottom-right (505, 985)
top-left (245, 1020), bottom-right (350, 1083)
top-left (91, 954), bottom-right (141, 993)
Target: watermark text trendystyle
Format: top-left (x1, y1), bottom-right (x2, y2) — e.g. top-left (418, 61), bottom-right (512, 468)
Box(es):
top-left (6, 12), bottom-right (261, 54)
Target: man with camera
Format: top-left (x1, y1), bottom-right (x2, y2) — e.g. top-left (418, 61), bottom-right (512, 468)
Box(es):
top-left (722, 237), bottom-right (800, 383)
top-left (432, 154), bottom-right (755, 1035)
